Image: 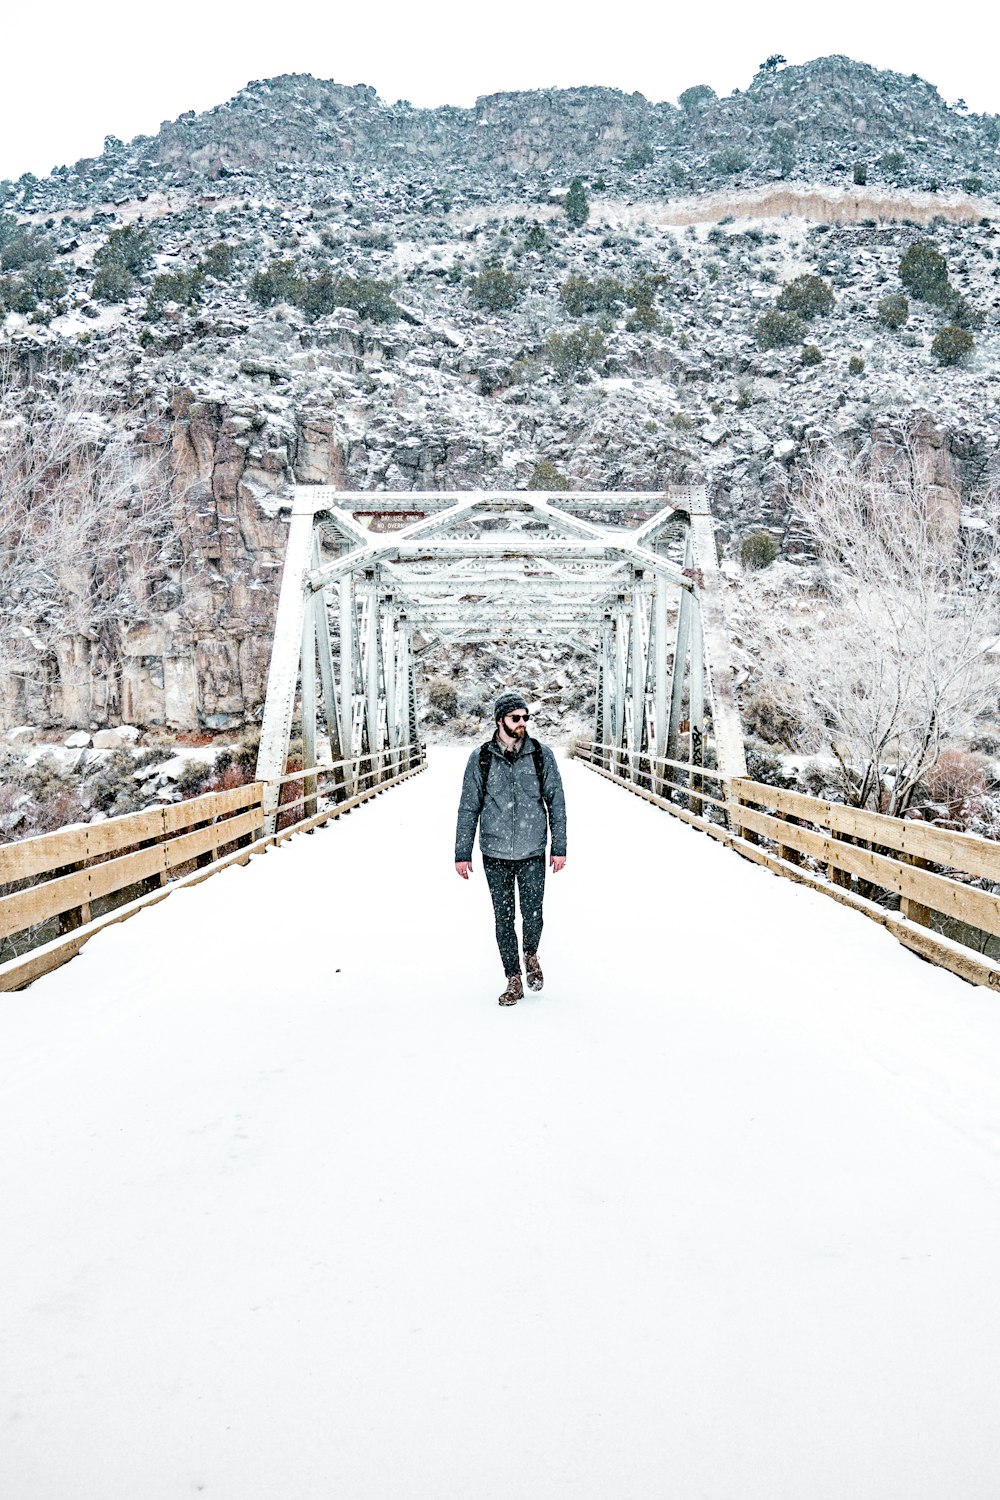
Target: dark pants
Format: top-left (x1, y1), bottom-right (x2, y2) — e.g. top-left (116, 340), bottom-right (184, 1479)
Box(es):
top-left (482, 854), bottom-right (546, 977)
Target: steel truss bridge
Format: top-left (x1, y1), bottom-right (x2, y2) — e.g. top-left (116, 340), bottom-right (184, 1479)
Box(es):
top-left (2, 485), bottom-right (997, 996)
top-left (254, 484), bottom-right (748, 833)
top-left (3, 486), bottom-right (1000, 1497)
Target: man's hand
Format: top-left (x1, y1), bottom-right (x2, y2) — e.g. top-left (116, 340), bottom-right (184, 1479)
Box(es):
top-left (550, 855), bottom-right (566, 874)
top-left (455, 861), bottom-right (474, 880)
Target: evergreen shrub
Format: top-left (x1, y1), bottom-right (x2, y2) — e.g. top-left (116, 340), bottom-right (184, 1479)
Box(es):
top-left (899, 240), bottom-right (950, 303)
top-left (931, 325), bottom-right (974, 365)
top-left (469, 264), bottom-right (522, 311)
top-left (709, 147), bottom-right (750, 176)
top-left (776, 274), bottom-right (834, 318)
top-left (755, 309), bottom-right (804, 348)
top-left (545, 326), bottom-right (605, 377)
top-left (564, 179), bottom-right (589, 228)
top-left (560, 274), bottom-right (625, 316)
top-left (527, 460), bottom-right (571, 491)
top-left (877, 293), bottom-right (909, 328)
top-left (740, 531), bottom-right (778, 569)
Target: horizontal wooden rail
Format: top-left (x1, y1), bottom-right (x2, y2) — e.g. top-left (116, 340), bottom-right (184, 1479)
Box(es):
top-left (260, 745), bottom-right (415, 791)
top-left (578, 742), bottom-right (728, 817)
top-left (573, 744), bottom-right (1000, 992)
top-left (267, 755), bottom-right (400, 810)
top-left (584, 741), bottom-right (727, 782)
top-left (732, 802), bottom-right (1000, 940)
top-left (733, 779), bottom-right (1000, 885)
top-left (0, 744), bottom-right (426, 993)
top-left (0, 782), bottom-right (263, 885)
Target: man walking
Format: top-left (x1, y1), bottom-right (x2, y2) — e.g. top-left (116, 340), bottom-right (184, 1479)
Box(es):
top-left (455, 692), bottom-right (567, 1005)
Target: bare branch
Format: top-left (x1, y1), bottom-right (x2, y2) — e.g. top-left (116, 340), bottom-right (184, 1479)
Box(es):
top-left (736, 440), bottom-right (1000, 814)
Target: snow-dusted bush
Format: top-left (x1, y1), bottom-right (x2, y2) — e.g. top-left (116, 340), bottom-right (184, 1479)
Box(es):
top-left (877, 293), bottom-right (909, 328)
top-left (931, 324), bottom-right (974, 365)
top-left (545, 326), bottom-right (605, 378)
top-left (923, 750), bottom-right (990, 806)
top-left (709, 147), bottom-right (750, 176)
top-left (740, 531), bottom-right (779, 569)
top-left (755, 309), bottom-right (804, 349)
top-left (776, 274), bottom-right (834, 319)
top-left (469, 264), bottom-right (522, 312)
top-left (563, 178), bottom-right (589, 228)
top-left (527, 460), bottom-right (571, 491)
top-left (560, 274), bottom-right (625, 317)
top-left (91, 224), bottom-right (154, 303)
top-left (899, 239), bottom-right (949, 303)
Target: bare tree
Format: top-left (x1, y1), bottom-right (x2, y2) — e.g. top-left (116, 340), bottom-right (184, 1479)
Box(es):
top-left (737, 443), bottom-right (1000, 815)
top-left (0, 365), bottom-right (174, 719)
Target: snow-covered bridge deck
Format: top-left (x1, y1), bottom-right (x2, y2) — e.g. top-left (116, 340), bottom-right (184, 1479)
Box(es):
top-left (3, 749), bottom-right (1000, 1499)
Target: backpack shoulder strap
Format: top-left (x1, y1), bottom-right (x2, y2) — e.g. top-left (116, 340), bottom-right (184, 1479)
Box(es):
top-left (478, 741), bottom-right (492, 798)
top-left (532, 742), bottom-right (545, 786)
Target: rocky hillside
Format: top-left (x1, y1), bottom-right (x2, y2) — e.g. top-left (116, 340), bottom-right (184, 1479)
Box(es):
top-left (1, 55), bottom-right (999, 736)
top-left (12, 56), bottom-right (1000, 209)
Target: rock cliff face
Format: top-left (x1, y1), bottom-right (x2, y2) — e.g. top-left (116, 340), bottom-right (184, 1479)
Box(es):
top-left (2, 56), bottom-right (999, 731)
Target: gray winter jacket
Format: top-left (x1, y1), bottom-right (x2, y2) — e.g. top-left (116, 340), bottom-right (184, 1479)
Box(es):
top-left (455, 734), bottom-right (567, 863)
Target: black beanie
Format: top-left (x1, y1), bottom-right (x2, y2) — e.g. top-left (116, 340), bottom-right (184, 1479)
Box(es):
top-left (494, 691), bottom-right (528, 721)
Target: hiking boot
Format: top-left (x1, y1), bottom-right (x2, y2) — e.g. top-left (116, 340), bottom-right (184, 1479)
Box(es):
top-left (525, 953), bottom-right (544, 992)
top-left (499, 973), bottom-right (523, 1006)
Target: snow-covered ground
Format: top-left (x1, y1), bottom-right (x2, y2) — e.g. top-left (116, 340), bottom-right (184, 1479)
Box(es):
top-left (3, 748), bottom-right (1000, 1499)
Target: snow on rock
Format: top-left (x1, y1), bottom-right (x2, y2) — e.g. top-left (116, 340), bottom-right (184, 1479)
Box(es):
top-left (2, 750), bottom-right (1000, 1498)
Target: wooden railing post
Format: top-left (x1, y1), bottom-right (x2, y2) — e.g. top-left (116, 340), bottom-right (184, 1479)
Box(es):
top-left (54, 861), bottom-right (91, 933)
top-left (901, 854), bottom-right (933, 926)
top-left (828, 831), bottom-right (852, 889)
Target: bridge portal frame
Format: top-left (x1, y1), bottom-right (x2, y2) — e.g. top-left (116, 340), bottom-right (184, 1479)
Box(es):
top-left (255, 486), bottom-right (748, 832)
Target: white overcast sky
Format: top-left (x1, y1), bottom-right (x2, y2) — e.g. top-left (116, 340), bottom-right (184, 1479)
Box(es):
top-left (3, 0), bottom-right (996, 183)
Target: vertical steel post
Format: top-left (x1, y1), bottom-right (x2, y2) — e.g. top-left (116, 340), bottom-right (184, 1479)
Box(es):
top-left (402, 617), bottom-right (420, 762)
top-left (666, 530), bottom-right (694, 776)
top-left (631, 571), bottom-right (645, 785)
top-left (654, 563), bottom-right (668, 796)
top-left (338, 572), bottom-right (355, 797)
top-left (365, 571), bottom-right (381, 786)
top-left (311, 536), bottom-right (342, 788)
top-left (313, 588), bottom-right (344, 800)
top-left (613, 595), bottom-right (627, 774)
top-left (688, 495), bottom-right (749, 822)
top-left (300, 596), bottom-right (318, 821)
top-left (688, 593), bottom-right (705, 816)
top-left (383, 596), bottom-right (399, 776)
top-left (255, 502), bottom-right (316, 835)
top-left (599, 614), bottom-right (613, 762)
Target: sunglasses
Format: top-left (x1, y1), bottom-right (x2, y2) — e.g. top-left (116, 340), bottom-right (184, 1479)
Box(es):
top-left (506, 712), bottom-right (530, 723)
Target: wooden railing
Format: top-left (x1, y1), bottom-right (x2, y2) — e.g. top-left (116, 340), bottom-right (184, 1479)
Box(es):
top-left (0, 743), bottom-right (426, 993)
top-left (574, 740), bottom-right (1000, 992)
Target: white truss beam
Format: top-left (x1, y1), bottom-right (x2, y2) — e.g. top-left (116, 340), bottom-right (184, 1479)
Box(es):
top-left (254, 487), bottom-right (747, 824)
top-left (290, 487), bottom-right (702, 516)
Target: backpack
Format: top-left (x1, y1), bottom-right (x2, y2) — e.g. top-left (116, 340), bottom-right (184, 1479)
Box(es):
top-left (479, 739), bottom-right (545, 799)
